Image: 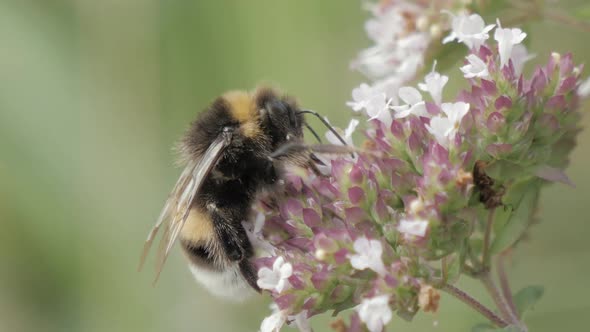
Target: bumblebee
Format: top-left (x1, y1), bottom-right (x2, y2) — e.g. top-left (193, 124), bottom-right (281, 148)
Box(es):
top-left (139, 87), bottom-right (345, 299)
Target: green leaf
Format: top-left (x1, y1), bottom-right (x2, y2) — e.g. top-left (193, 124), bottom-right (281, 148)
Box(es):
top-left (490, 180), bottom-right (540, 254)
top-left (425, 42), bottom-right (465, 74)
top-left (443, 253), bottom-right (462, 284)
top-left (485, 160), bottom-right (526, 181)
top-left (492, 205), bottom-right (513, 234)
top-left (514, 285), bottom-right (544, 315)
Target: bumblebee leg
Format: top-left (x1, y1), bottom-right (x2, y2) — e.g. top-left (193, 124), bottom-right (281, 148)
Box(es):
top-left (239, 259), bottom-right (261, 293)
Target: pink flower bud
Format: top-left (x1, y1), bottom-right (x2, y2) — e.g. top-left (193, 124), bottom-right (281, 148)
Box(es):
top-left (486, 112), bottom-right (506, 133)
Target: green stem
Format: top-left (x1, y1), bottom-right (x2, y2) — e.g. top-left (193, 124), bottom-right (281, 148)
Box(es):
top-left (482, 208), bottom-right (496, 271)
top-left (480, 273), bottom-right (526, 331)
top-left (443, 284), bottom-right (509, 328)
top-left (497, 254), bottom-right (519, 317)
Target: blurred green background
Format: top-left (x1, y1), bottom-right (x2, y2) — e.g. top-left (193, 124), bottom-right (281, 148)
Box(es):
top-left (0, 1), bottom-right (588, 331)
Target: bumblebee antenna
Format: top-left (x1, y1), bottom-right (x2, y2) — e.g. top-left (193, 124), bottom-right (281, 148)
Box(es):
top-left (304, 122), bottom-right (322, 143)
top-left (298, 110), bottom-right (348, 147)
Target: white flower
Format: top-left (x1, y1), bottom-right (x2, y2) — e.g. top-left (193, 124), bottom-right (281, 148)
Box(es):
top-left (289, 310), bottom-right (311, 332)
top-left (349, 237), bottom-right (387, 275)
top-left (494, 19), bottom-right (527, 68)
top-left (442, 13), bottom-right (495, 49)
top-left (426, 102), bottom-right (470, 146)
top-left (365, 7), bottom-right (405, 46)
top-left (392, 86), bottom-right (428, 118)
top-left (426, 116), bottom-right (454, 147)
top-left (244, 213), bottom-right (276, 258)
top-left (578, 76), bottom-right (590, 98)
top-left (395, 33), bottom-right (429, 79)
top-left (326, 119), bottom-right (359, 146)
top-left (511, 44), bottom-right (535, 76)
top-left (460, 54), bottom-right (489, 78)
top-left (347, 83), bottom-right (392, 125)
top-left (260, 304), bottom-right (287, 332)
top-left (356, 295), bottom-right (393, 332)
top-left (418, 62), bottom-right (449, 105)
top-left (347, 83), bottom-right (379, 112)
top-left (442, 102), bottom-right (470, 129)
top-left (366, 96), bottom-right (393, 125)
top-left (257, 256), bottom-right (293, 292)
top-left (398, 218), bottom-right (429, 237)
top-left (353, 3), bottom-right (430, 81)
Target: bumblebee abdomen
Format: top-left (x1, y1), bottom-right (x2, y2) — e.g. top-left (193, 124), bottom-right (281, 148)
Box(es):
top-left (187, 262), bottom-right (255, 300)
top-left (179, 208), bottom-right (215, 245)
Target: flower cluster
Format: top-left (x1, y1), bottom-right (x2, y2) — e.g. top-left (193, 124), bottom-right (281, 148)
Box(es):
top-left (348, 0), bottom-right (472, 124)
top-left (252, 10), bottom-right (587, 332)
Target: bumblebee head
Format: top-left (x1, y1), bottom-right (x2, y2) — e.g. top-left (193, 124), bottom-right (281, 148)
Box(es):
top-left (219, 88), bottom-right (304, 151)
top-left (181, 88), bottom-right (305, 159)
top-left (253, 88), bottom-right (304, 150)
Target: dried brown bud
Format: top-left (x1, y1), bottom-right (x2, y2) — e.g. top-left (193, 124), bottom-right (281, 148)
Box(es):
top-left (418, 285), bottom-right (441, 313)
top-left (330, 318), bottom-right (347, 332)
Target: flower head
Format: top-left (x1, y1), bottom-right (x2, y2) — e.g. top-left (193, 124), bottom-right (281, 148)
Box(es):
top-left (253, 10), bottom-right (585, 332)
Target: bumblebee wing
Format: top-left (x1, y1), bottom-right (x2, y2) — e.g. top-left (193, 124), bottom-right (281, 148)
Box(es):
top-left (139, 131), bottom-right (232, 283)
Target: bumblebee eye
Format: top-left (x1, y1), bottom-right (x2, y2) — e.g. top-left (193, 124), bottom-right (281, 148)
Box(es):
top-left (266, 100), bottom-right (298, 128)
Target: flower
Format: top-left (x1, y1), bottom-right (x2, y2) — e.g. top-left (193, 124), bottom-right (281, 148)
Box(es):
top-left (347, 83), bottom-right (381, 112)
top-left (260, 305), bottom-right (287, 332)
top-left (460, 54), bottom-right (489, 78)
top-left (579, 76), bottom-right (590, 98)
top-left (425, 102), bottom-right (469, 148)
top-left (392, 86), bottom-right (428, 118)
top-left (366, 95), bottom-right (393, 125)
top-left (397, 218), bottom-right (429, 237)
top-left (349, 237), bottom-right (387, 275)
top-left (290, 311), bottom-right (311, 332)
top-left (356, 295), bottom-right (393, 332)
top-left (418, 62), bottom-right (449, 105)
top-left (511, 44), bottom-right (535, 75)
top-left (441, 102), bottom-right (470, 130)
top-left (427, 116), bottom-right (454, 147)
top-left (494, 19), bottom-right (527, 68)
top-left (443, 13), bottom-right (495, 49)
top-left (326, 119), bottom-right (360, 146)
top-left (257, 256), bottom-right (293, 293)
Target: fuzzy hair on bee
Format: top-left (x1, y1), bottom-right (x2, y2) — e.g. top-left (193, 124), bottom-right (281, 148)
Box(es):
top-left (139, 87), bottom-right (344, 300)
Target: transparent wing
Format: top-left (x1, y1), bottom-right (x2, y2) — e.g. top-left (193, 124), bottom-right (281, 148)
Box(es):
top-left (138, 131), bottom-right (232, 283)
